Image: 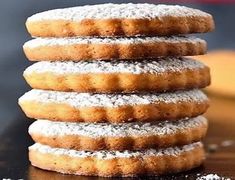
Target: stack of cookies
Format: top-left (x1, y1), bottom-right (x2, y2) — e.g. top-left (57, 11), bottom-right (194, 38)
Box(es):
top-left (19, 3), bottom-right (214, 177)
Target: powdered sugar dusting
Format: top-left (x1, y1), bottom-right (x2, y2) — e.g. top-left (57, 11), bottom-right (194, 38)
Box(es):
top-left (19, 89), bottom-right (208, 108)
top-left (197, 174), bottom-right (231, 180)
top-left (29, 142), bottom-right (202, 159)
top-left (29, 116), bottom-right (207, 137)
top-left (27, 3), bottom-right (211, 22)
top-left (23, 36), bottom-right (205, 48)
top-left (24, 57), bottom-right (206, 75)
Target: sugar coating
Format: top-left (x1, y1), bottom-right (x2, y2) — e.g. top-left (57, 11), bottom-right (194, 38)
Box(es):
top-left (29, 116), bottom-right (207, 138)
top-left (23, 36), bottom-right (205, 49)
top-left (29, 142), bottom-right (202, 159)
top-left (27, 3), bottom-right (211, 22)
top-left (197, 174), bottom-right (231, 180)
top-left (24, 57), bottom-right (206, 75)
top-left (18, 89), bottom-right (208, 108)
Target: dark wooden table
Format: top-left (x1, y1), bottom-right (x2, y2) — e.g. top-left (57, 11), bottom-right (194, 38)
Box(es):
top-left (0, 93), bottom-right (234, 180)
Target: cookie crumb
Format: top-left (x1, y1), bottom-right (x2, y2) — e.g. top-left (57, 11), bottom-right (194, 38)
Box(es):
top-left (207, 144), bottom-right (219, 153)
top-left (221, 140), bottom-right (234, 147)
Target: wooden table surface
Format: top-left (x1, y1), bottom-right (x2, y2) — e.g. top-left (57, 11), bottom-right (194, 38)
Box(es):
top-left (0, 93), bottom-right (234, 179)
top-left (202, 93), bottom-right (235, 179)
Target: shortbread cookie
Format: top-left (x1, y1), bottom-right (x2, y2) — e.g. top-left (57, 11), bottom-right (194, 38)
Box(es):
top-left (29, 116), bottom-right (207, 151)
top-left (29, 142), bottom-right (205, 177)
top-left (23, 57), bottom-right (210, 93)
top-left (18, 89), bottom-right (209, 123)
top-left (26, 3), bottom-right (214, 37)
top-left (23, 36), bottom-right (206, 61)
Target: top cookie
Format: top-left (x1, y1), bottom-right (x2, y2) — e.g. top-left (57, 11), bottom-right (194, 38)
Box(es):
top-left (26, 3), bottom-right (214, 37)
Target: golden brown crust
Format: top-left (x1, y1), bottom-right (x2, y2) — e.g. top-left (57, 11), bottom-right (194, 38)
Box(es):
top-left (24, 67), bottom-right (210, 93)
top-left (29, 121), bottom-right (208, 151)
top-left (29, 144), bottom-right (205, 177)
top-left (19, 99), bottom-right (209, 123)
top-left (26, 16), bottom-right (214, 37)
top-left (23, 40), bottom-right (207, 61)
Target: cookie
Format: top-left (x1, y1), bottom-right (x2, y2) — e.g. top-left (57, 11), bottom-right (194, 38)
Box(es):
top-left (23, 36), bottom-right (206, 61)
top-left (29, 116), bottom-right (207, 151)
top-left (29, 142), bottom-right (205, 177)
top-left (23, 57), bottom-right (210, 93)
top-left (26, 3), bottom-right (214, 37)
top-left (18, 89), bottom-right (209, 123)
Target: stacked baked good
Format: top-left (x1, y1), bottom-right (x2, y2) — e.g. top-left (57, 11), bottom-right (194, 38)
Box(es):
top-left (19, 3), bottom-right (214, 177)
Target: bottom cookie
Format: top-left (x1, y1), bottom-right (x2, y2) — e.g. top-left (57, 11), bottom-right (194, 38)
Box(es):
top-left (29, 142), bottom-right (205, 177)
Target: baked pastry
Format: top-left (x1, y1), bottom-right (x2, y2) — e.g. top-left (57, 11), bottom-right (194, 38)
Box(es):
top-left (26, 3), bottom-right (214, 37)
top-left (23, 57), bottom-right (210, 93)
top-left (23, 36), bottom-right (207, 61)
top-left (29, 116), bottom-right (208, 151)
top-left (21, 2), bottom-right (214, 178)
top-left (29, 142), bottom-right (205, 177)
top-left (18, 89), bottom-right (209, 123)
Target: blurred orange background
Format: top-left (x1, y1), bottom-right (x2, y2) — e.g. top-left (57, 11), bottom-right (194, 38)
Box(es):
top-left (194, 51), bottom-right (235, 122)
